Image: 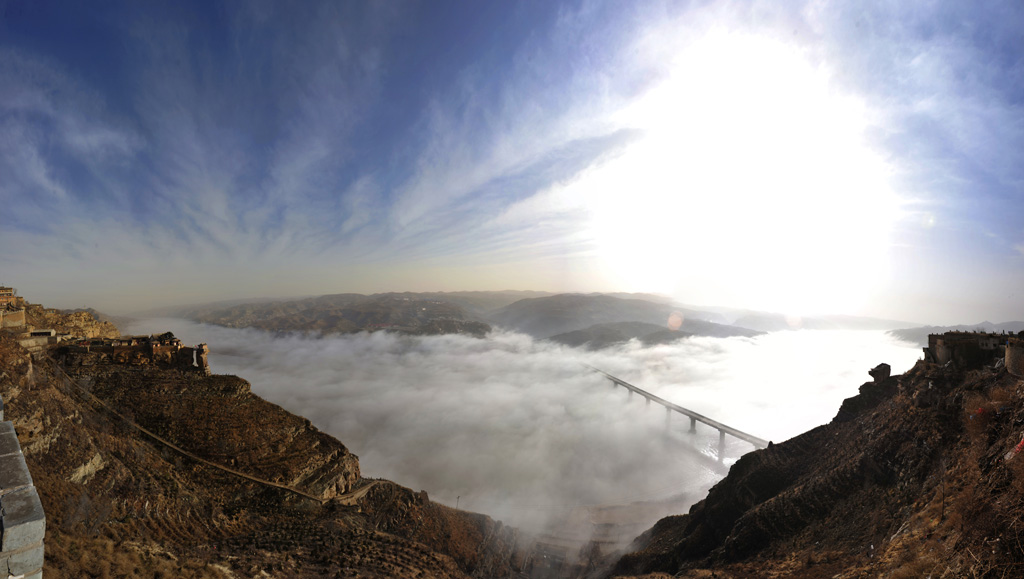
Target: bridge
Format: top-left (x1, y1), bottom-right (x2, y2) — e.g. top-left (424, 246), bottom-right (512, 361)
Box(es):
top-left (586, 365), bottom-right (770, 461)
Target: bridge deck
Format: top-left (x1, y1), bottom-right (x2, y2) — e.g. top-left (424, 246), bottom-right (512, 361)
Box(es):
top-left (587, 366), bottom-right (769, 449)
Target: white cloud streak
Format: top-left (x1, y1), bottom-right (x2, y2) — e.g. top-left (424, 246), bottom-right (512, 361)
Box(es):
top-left (3, 0), bottom-right (1022, 322)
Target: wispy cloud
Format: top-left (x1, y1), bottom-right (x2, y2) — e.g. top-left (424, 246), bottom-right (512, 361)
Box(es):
top-left (1, 0), bottom-right (1022, 321)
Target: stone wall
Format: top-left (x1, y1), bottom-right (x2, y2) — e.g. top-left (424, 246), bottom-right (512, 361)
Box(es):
top-left (1008, 337), bottom-right (1024, 379)
top-left (0, 395), bottom-right (45, 579)
top-left (15, 336), bottom-right (56, 357)
top-left (925, 332), bottom-right (1010, 369)
top-left (0, 309), bottom-right (25, 330)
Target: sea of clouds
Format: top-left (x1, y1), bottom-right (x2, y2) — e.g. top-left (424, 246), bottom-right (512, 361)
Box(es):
top-left (124, 319), bottom-right (921, 530)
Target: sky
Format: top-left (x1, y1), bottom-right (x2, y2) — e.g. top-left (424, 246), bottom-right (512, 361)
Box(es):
top-left (1, 0), bottom-right (1023, 324)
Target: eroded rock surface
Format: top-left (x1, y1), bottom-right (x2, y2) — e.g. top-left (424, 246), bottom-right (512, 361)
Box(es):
top-left (0, 332), bottom-right (524, 578)
top-left (610, 359), bottom-right (1024, 578)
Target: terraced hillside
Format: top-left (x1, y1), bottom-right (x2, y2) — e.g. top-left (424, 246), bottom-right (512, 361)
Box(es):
top-left (0, 332), bottom-right (525, 578)
top-left (609, 355), bottom-right (1024, 578)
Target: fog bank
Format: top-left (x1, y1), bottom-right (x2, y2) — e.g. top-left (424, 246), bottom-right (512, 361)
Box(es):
top-left (124, 320), bottom-right (921, 529)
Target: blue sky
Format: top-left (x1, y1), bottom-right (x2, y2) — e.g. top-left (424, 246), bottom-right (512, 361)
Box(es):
top-left (1, 0), bottom-right (1022, 324)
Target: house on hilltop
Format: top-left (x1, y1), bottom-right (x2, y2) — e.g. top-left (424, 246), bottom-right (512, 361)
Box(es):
top-left (0, 287), bottom-right (26, 330)
top-left (64, 332), bottom-right (210, 374)
top-left (924, 330), bottom-right (1016, 370)
top-left (0, 286), bottom-right (18, 306)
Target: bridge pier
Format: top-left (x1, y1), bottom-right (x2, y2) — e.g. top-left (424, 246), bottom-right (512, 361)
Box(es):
top-left (590, 369), bottom-right (769, 461)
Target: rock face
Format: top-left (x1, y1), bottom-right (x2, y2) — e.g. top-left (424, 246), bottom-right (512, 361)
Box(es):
top-left (62, 356), bottom-right (362, 500)
top-left (869, 362), bottom-right (891, 382)
top-left (24, 305), bottom-right (119, 339)
top-left (0, 332), bottom-right (524, 578)
top-left (610, 359), bottom-right (1024, 578)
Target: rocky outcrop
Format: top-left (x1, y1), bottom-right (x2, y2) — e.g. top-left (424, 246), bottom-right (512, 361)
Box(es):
top-left (66, 361), bottom-right (362, 500)
top-left (0, 331), bottom-right (526, 578)
top-left (24, 305), bottom-right (119, 339)
top-left (610, 359), bottom-right (1024, 578)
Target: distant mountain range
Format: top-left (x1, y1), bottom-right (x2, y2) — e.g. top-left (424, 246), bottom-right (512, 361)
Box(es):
top-left (888, 321), bottom-right (1024, 347)
top-left (136, 290), bottom-right (930, 346)
top-left (548, 320), bottom-right (760, 350)
top-left (136, 290), bottom-right (550, 322)
top-left (487, 293), bottom-right (723, 338)
top-left (180, 294), bottom-right (493, 337)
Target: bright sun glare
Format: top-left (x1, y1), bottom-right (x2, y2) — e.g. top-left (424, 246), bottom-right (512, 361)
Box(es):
top-left (582, 31), bottom-right (901, 315)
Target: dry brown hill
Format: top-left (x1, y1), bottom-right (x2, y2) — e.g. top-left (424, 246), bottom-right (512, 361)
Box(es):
top-left (191, 294), bottom-right (491, 337)
top-left (608, 353), bottom-right (1024, 578)
top-left (0, 327), bottom-right (525, 577)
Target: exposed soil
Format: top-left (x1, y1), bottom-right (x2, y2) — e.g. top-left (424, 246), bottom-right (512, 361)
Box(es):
top-left (608, 358), bottom-right (1024, 578)
top-left (0, 332), bottom-right (525, 578)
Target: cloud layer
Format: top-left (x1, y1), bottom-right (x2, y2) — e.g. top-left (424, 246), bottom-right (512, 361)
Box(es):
top-left (123, 319), bottom-right (921, 530)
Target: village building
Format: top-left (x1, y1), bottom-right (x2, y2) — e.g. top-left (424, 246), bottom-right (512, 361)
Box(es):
top-left (0, 286), bottom-right (20, 307)
top-left (63, 332), bottom-right (210, 374)
top-left (923, 331), bottom-right (1012, 368)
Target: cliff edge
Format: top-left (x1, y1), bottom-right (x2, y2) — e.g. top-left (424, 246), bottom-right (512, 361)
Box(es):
top-left (610, 352), bottom-right (1024, 578)
top-left (0, 325), bottom-right (524, 578)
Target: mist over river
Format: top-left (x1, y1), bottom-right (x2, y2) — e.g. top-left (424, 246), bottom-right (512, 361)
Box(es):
top-left (125, 319), bottom-right (921, 529)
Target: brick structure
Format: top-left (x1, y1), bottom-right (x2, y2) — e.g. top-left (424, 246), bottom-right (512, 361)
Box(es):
top-left (1008, 337), bottom-right (1024, 378)
top-left (924, 331), bottom-right (1010, 369)
top-left (0, 305), bottom-right (26, 330)
top-left (63, 332), bottom-right (211, 373)
top-left (0, 287), bottom-right (16, 307)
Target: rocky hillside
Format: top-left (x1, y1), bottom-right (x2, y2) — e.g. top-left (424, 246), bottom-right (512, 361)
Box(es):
top-left (608, 356), bottom-right (1024, 578)
top-left (190, 294), bottom-right (492, 337)
top-left (0, 332), bottom-right (526, 578)
top-left (490, 294), bottom-right (722, 339)
top-left (549, 321), bottom-right (760, 350)
top-left (24, 304), bottom-right (119, 338)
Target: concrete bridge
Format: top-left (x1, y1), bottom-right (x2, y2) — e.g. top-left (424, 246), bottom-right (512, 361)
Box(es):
top-left (586, 366), bottom-right (770, 461)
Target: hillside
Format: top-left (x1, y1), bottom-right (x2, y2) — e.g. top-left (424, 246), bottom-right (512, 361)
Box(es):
top-left (145, 291), bottom-right (551, 324)
top-left (24, 304), bottom-right (120, 339)
top-left (890, 321), bottom-right (1024, 347)
top-left (608, 347), bottom-right (1024, 578)
top-left (0, 316), bottom-right (526, 577)
top-left (548, 321), bottom-right (759, 350)
top-left (190, 294), bottom-right (491, 337)
top-left (490, 294), bottom-right (723, 339)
